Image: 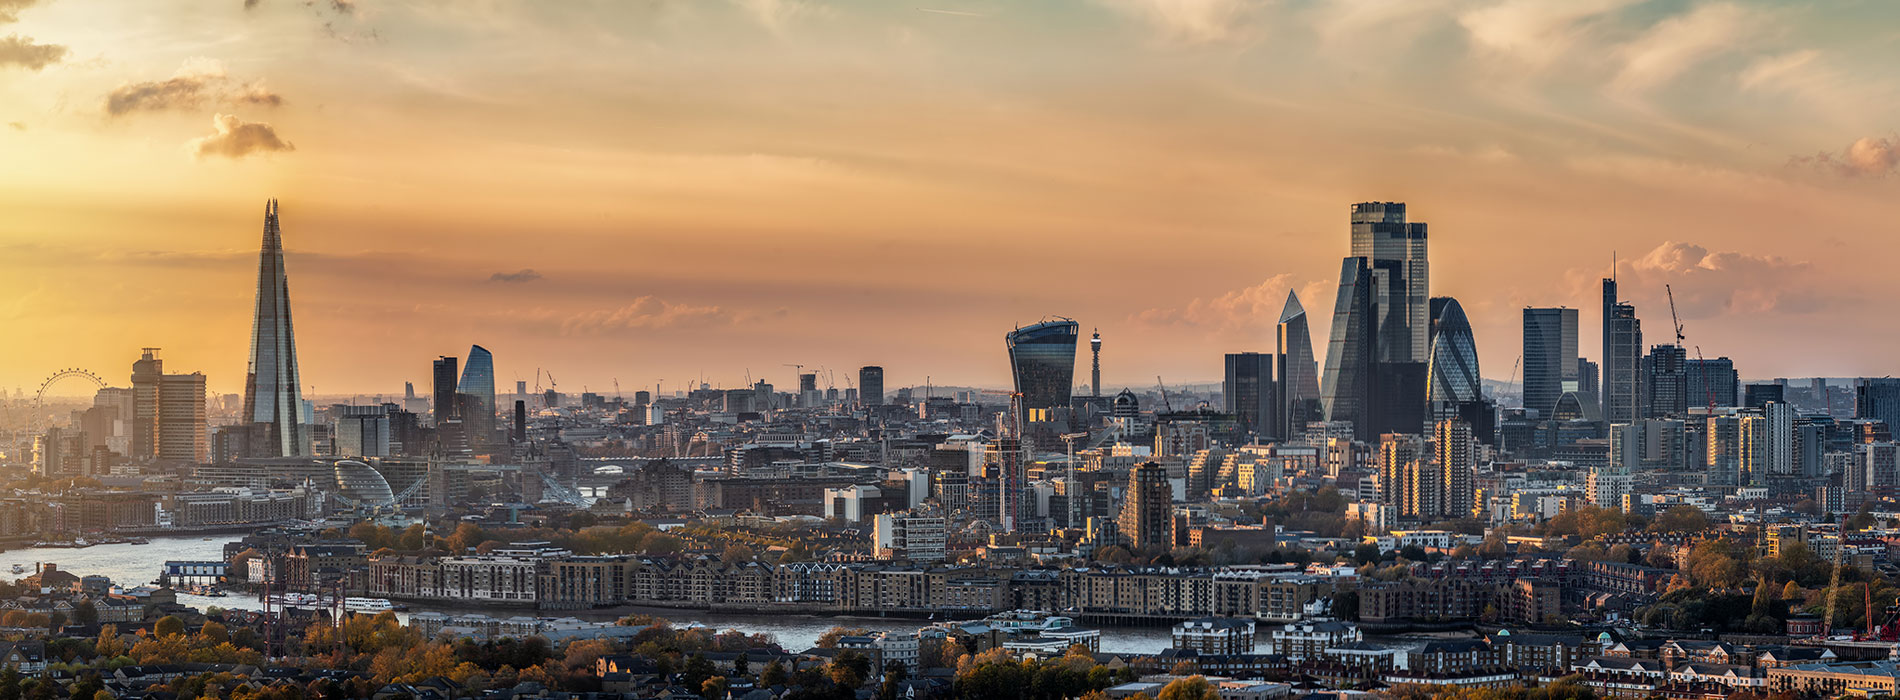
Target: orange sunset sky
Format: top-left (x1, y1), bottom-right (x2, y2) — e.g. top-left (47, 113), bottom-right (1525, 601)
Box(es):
top-left (1, 0), bottom-right (1897, 397)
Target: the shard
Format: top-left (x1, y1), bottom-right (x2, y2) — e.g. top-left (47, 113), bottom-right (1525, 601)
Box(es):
top-left (241, 199), bottom-right (305, 457)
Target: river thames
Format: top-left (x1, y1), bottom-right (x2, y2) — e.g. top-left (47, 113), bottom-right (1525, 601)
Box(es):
top-left (0, 537), bottom-right (1181, 653)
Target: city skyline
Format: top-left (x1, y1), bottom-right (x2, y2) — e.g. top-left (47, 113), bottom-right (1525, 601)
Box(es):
top-left (4, 1), bottom-right (1900, 396)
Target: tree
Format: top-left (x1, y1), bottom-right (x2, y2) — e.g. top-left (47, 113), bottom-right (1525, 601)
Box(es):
top-left (760, 659), bottom-right (789, 687)
top-left (701, 676), bottom-right (728, 700)
top-left (1156, 676), bottom-right (1220, 700)
top-left (95, 625), bottom-right (126, 659)
top-left (154, 615), bottom-right (184, 638)
top-left (732, 651), bottom-right (750, 677)
top-left (683, 653), bottom-right (717, 690)
top-left (829, 651), bottom-right (869, 689)
top-left (1169, 660), bottom-right (1198, 676)
top-left (74, 600), bottom-right (98, 626)
top-left (1649, 506), bottom-right (1711, 533)
top-left (200, 621), bottom-right (230, 645)
top-left (0, 668), bottom-right (19, 700)
top-left (1782, 581), bottom-right (1804, 600)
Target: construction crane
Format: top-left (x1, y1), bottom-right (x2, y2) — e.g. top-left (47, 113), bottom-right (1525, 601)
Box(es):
top-left (544, 372), bottom-right (558, 409)
top-left (1156, 376), bottom-right (1173, 413)
top-left (1506, 355), bottom-right (1521, 407)
top-left (1825, 513), bottom-right (1850, 639)
top-left (1666, 284), bottom-right (1686, 345)
top-left (613, 378), bottom-right (621, 401)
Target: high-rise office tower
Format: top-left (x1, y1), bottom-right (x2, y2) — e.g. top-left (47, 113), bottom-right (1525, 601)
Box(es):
top-left (1276, 291), bottom-right (1321, 439)
top-left (241, 199), bottom-right (306, 457)
top-left (1858, 378), bottom-right (1900, 433)
top-left (335, 404), bottom-right (392, 457)
top-left (1118, 461), bottom-right (1173, 550)
top-left (132, 348), bottom-right (163, 460)
top-left (1576, 359), bottom-right (1599, 400)
top-left (1090, 329), bottom-right (1102, 397)
top-left (1426, 298), bottom-right (1482, 419)
top-left (458, 345), bottom-right (496, 447)
top-left (1745, 383), bottom-right (1785, 409)
top-left (1378, 433), bottom-right (1422, 509)
top-left (1522, 308), bottom-right (1579, 419)
top-left (1006, 318), bottom-right (1079, 412)
top-left (859, 366), bottom-right (884, 407)
top-left (1642, 345), bottom-right (1689, 418)
top-left (158, 372), bottom-right (206, 462)
top-left (1706, 414), bottom-right (1743, 487)
top-left (432, 356), bottom-right (459, 426)
top-left (1223, 352), bottom-right (1275, 440)
top-left (515, 380), bottom-right (528, 399)
top-left (1321, 257), bottom-right (1376, 439)
top-left (1436, 417), bottom-right (1475, 518)
top-left (1349, 202), bottom-right (1429, 362)
top-left (1686, 357), bottom-right (1740, 409)
top-left (1602, 278), bottom-right (1642, 424)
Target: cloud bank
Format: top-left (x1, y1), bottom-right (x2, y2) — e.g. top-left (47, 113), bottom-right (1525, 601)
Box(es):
top-left (188, 113), bottom-right (294, 159)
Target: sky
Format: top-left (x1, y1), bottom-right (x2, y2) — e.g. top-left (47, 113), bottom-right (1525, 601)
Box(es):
top-left (1, 0), bottom-right (1898, 398)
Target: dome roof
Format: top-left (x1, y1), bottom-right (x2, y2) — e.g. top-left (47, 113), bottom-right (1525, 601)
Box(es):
top-left (333, 459), bottom-right (395, 506)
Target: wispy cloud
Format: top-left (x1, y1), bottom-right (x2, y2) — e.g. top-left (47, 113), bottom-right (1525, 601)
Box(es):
top-left (561, 296), bottom-right (736, 334)
top-left (105, 59), bottom-right (286, 116)
top-left (1097, 0), bottom-right (1270, 45)
top-left (1459, 0), bottom-right (1639, 69)
top-left (187, 113), bottom-right (295, 159)
top-left (1611, 2), bottom-right (1767, 95)
top-left (488, 269), bottom-right (543, 283)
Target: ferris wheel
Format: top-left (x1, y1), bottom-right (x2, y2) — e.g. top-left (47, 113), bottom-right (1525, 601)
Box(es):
top-left (34, 368), bottom-right (108, 409)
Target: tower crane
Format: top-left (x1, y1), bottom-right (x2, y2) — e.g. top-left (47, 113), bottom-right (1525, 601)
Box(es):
top-left (613, 378), bottom-right (621, 401)
top-left (1826, 513), bottom-right (1849, 638)
top-left (1666, 284), bottom-right (1686, 345)
top-left (1156, 376), bottom-right (1173, 413)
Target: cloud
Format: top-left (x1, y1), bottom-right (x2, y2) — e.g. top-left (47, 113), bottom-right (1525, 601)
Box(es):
top-left (735, 0), bottom-right (813, 34)
top-left (7, 121), bottom-right (22, 131)
top-left (488, 269), bottom-right (543, 283)
top-left (244, 0), bottom-right (259, 8)
top-left (1131, 273), bottom-right (1334, 341)
top-left (0, 0), bottom-right (42, 24)
top-left (0, 34), bottom-right (66, 70)
top-left (1097, 0), bottom-right (1270, 44)
top-left (1611, 2), bottom-right (1766, 94)
top-left (1459, 0), bottom-right (1639, 68)
top-left (1611, 240), bottom-right (1828, 317)
top-left (105, 59), bottom-right (286, 116)
top-left (1792, 136), bottom-right (1900, 178)
top-left (187, 113), bottom-right (295, 159)
top-left (561, 296), bottom-right (735, 334)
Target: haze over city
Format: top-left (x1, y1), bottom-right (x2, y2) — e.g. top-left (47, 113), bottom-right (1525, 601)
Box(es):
top-left (4, 0), bottom-right (1899, 396)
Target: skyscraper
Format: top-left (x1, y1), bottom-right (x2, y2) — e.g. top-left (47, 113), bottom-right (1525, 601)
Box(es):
top-left (241, 199), bottom-right (305, 457)
top-left (458, 345), bottom-right (496, 448)
top-left (1856, 378), bottom-right (1900, 432)
top-left (1321, 257), bottom-right (1376, 439)
top-left (1642, 345), bottom-right (1689, 417)
top-left (432, 356), bottom-right (459, 426)
top-left (1522, 308), bottom-right (1579, 419)
top-left (1426, 298), bottom-right (1482, 419)
top-left (1006, 318), bottom-right (1079, 412)
top-left (1602, 278), bottom-right (1642, 424)
top-left (158, 372), bottom-right (206, 462)
top-left (1223, 352), bottom-right (1275, 440)
top-left (1276, 291), bottom-right (1321, 439)
top-left (1349, 202), bottom-right (1429, 362)
top-left (1437, 417), bottom-right (1475, 519)
top-left (859, 366), bottom-right (884, 407)
top-left (1686, 357), bottom-right (1740, 409)
top-left (132, 348), bottom-right (162, 460)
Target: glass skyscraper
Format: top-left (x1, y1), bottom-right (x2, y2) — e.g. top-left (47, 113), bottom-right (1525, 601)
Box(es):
top-left (1602, 278), bottom-right (1643, 423)
top-left (1007, 319), bottom-right (1079, 411)
top-left (241, 199), bottom-right (306, 457)
top-left (1223, 352), bottom-right (1274, 439)
top-left (1350, 202), bottom-right (1429, 363)
top-left (1426, 297), bottom-right (1482, 413)
top-left (1522, 307), bottom-right (1578, 419)
top-left (1321, 257), bottom-right (1375, 438)
top-left (458, 345), bottom-right (496, 447)
top-left (1276, 291), bottom-right (1321, 439)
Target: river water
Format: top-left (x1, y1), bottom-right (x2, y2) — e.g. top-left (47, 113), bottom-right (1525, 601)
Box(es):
top-left (0, 538), bottom-right (1180, 653)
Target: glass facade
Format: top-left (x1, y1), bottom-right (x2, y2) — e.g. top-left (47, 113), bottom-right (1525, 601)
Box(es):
top-left (1521, 307), bottom-right (1578, 419)
top-left (1224, 352), bottom-right (1274, 438)
top-left (1006, 319), bottom-right (1079, 411)
top-left (1426, 297), bottom-right (1482, 411)
top-left (1320, 257), bottom-right (1374, 437)
top-left (241, 199), bottom-right (306, 457)
top-left (1277, 291), bottom-right (1321, 438)
top-left (459, 345), bottom-right (497, 447)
